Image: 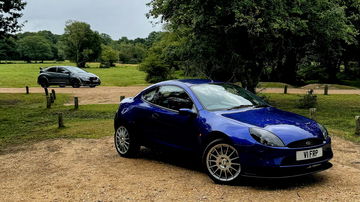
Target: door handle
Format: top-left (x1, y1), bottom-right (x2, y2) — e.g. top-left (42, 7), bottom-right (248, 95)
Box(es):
top-left (151, 113), bottom-right (160, 119)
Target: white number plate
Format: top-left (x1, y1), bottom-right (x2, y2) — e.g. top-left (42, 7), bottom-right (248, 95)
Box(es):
top-left (296, 147), bottom-right (323, 161)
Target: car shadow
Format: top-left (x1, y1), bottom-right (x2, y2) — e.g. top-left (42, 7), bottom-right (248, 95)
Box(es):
top-left (137, 147), bottom-right (328, 190)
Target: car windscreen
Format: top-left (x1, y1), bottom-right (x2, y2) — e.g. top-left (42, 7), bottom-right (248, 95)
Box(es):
top-left (66, 67), bottom-right (87, 73)
top-left (191, 83), bottom-right (268, 111)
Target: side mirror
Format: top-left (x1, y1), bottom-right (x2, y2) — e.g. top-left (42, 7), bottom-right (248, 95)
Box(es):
top-left (179, 108), bottom-right (197, 116)
top-left (64, 71), bottom-right (70, 75)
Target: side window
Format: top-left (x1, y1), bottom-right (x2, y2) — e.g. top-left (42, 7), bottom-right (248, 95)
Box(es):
top-left (154, 86), bottom-right (193, 111)
top-left (57, 67), bottom-right (66, 73)
top-left (47, 67), bottom-right (57, 72)
top-left (142, 87), bottom-right (158, 103)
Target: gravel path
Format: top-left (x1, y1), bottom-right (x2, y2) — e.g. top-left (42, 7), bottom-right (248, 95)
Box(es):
top-left (1, 86), bottom-right (360, 105)
top-left (0, 136), bottom-right (359, 201)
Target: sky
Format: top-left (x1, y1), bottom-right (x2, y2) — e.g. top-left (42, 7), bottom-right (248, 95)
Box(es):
top-left (20, 0), bottom-right (163, 40)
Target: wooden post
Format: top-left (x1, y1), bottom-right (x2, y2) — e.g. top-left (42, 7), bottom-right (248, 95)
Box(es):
top-left (74, 97), bottom-right (79, 110)
top-left (356, 116), bottom-right (360, 136)
top-left (50, 93), bottom-right (54, 103)
top-left (120, 96), bottom-right (125, 101)
top-left (58, 113), bottom-right (64, 128)
top-left (44, 88), bottom-right (49, 96)
top-left (46, 96), bottom-right (51, 109)
top-left (51, 89), bottom-right (56, 100)
top-left (26, 86), bottom-right (29, 94)
top-left (284, 85), bottom-right (288, 94)
top-left (324, 85), bottom-right (328, 95)
top-left (309, 108), bottom-right (317, 120)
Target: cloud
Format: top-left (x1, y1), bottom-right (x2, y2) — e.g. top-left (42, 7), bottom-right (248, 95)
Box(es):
top-left (20, 0), bottom-right (163, 39)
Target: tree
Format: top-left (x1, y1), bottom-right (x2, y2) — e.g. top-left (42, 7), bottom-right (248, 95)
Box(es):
top-left (116, 42), bottom-right (146, 64)
top-left (100, 45), bottom-right (119, 67)
top-left (62, 21), bottom-right (101, 67)
top-left (144, 31), bottom-right (163, 47)
top-left (0, 37), bottom-right (17, 62)
top-left (17, 35), bottom-right (53, 62)
top-left (0, 0), bottom-right (26, 38)
top-left (100, 33), bottom-right (113, 45)
top-left (148, 0), bottom-right (356, 92)
top-left (140, 54), bottom-right (171, 83)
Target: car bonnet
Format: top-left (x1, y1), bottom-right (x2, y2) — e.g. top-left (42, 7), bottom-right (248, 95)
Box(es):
top-left (221, 107), bottom-right (324, 145)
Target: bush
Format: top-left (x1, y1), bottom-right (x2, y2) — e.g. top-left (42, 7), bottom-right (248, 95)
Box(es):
top-left (100, 45), bottom-right (118, 68)
top-left (140, 55), bottom-right (172, 83)
top-left (297, 94), bottom-right (317, 109)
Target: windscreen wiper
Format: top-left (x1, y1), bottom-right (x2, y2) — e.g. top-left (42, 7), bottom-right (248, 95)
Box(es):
top-left (253, 104), bottom-right (270, 108)
top-left (227, 105), bottom-right (254, 110)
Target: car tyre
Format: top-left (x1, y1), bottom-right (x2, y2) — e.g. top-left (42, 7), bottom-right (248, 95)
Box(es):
top-left (202, 138), bottom-right (242, 184)
top-left (38, 77), bottom-right (49, 88)
top-left (71, 79), bottom-right (81, 88)
top-left (114, 125), bottom-right (140, 158)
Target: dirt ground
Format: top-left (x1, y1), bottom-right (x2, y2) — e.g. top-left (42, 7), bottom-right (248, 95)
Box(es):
top-left (0, 136), bottom-right (359, 201)
top-left (1, 86), bottom-right (360, 105)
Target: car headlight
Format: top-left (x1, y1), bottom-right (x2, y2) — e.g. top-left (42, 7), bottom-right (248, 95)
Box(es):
top-left (249, 128), bottom-right (285, 147)
top-left (317, 123), bottom-right (329, 140)
top-left (79, 76), bottom-right (89, 80)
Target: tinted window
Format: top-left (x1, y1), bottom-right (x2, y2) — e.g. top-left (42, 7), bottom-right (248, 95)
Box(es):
top-left (47, 67), bottom-right (57, 72)
top-left (57, 67), bottom-right (67, 73)
top-left (142, 87), bottom-right (158, 102)
top-left (191, 83), bottom-right (268, 111)
top-left (154, 86), bottom-right (193, 111)
top-left (143, 86), bottom-right (193, 111)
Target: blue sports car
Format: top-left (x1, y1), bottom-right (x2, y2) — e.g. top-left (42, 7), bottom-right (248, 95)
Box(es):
top-left (114, 79), bottom-right (333, 184)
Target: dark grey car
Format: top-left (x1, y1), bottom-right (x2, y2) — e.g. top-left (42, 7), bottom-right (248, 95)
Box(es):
top-left (37, 66), bottom-right (101, 88)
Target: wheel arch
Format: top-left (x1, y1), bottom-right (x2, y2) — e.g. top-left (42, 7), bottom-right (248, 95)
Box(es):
top-left (201, 131), bottom-right (234, 149)
top-left (37, 75), bottom-right (48, 83)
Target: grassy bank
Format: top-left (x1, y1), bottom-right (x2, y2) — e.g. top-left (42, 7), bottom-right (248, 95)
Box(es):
top-left (266, 94), bottom-right (360, 143)
top-left (0, 93), bottom-right (118, 152)
top-left (0, 62), bottom-right (147, 87)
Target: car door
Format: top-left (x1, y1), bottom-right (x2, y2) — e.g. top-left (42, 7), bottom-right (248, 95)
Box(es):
top-left (135, 87), bottom-right (161, 143)
top-left (45, 67), bottom-right (58, 83)
top-left (56, 67), bottom-right (70, 84)
top-left (147, 85), bottom-right (199, 150)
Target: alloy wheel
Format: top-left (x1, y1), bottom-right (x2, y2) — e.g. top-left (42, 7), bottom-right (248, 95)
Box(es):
top-left (115, 126), bottom-right (130, 154)
top-left (206, 143), bottom-right (241, 182)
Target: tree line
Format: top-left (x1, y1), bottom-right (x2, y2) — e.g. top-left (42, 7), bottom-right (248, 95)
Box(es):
top-left (2, 0), bottom-right (360, 90)
top-left (0, 20), bottom-right (161, 68)
top-left (142, 0), bottom-right (360, 92)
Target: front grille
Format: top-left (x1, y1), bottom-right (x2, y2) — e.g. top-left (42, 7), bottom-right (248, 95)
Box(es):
top-left (90, 77), bottom-right (97, 81)
top-left (287, 138), bottom-right (324, 148)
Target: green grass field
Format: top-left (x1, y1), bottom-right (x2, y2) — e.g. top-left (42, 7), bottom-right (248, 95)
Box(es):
top-left (0, 93), bottom-right (117, 153)
top-left (0, 62), bottom-right (147, 87)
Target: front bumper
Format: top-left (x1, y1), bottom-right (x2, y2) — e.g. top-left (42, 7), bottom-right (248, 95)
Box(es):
top-left (80, 79), bottom-right (101, 86)
top-left (236, 139), bottom-right (333, 178)
top-left (241, 161), bottom-right (332, 178)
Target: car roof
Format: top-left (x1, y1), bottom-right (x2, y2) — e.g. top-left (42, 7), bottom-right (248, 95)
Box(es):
top-left (44, 66), bottom-right (78, 69)
top-left (157, 79), bottom-right (221, 87)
